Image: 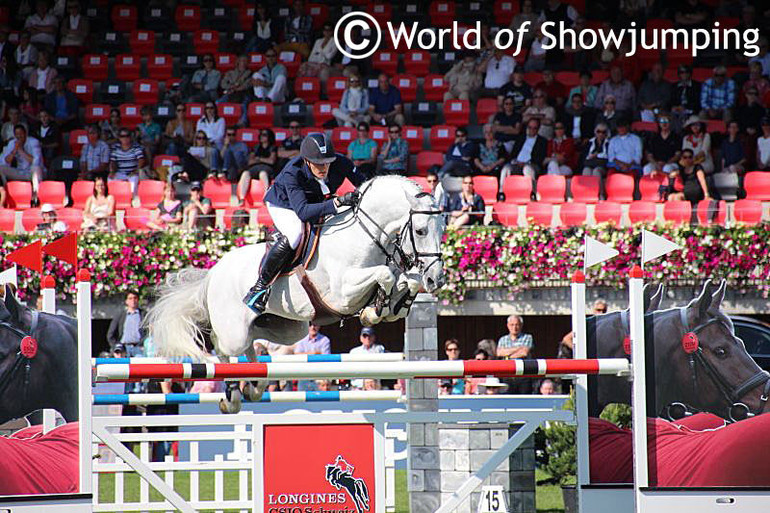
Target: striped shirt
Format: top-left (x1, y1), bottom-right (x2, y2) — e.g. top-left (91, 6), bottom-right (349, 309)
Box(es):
top-left (110, 143), bottom-right (144, 177)
top-left (80, 140), bottom-right (110, 173)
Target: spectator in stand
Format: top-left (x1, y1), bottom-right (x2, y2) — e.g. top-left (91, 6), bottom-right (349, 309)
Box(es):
top-left (278, 0), bottom-right (313, 59)
top-left (736, 87), bottom-right (767, 137)
top-left (509, 0), bottom-right (538, 46)
top-left (350, 327), bottom-right (384, 355)
top-left (491, 97), bottom-right (522, 154)
top-left (479, 377), bottom-right (508, 395)
top-left (80, 123), bottom-right (110, 180)
top-left (478, 45), bottom-right (516, 96)
top-left (539, 379), bottom-right (556, 395)
top-left (581, 123), bottom-right (610, 178)
top-left (524, 26), bottom-right (548, 72)
top-left (563, 17), bottom-right (592, 71)
top-left (522, 89), bottom-right (556, 139)
top-left (36, 203), bottom-right (66, 232)
top-left (444, 51), bottom-right (482, 101)
top-left (464, 348), bottom-right (491, 395)
top-left (562, 93), bottom-right (595, 148)
top-left (379, 124), bottom-right (408, 175)
top-left (43, 76), bottom-right (77, 130)
top-left (238, 128), bottom-right (277, 194)
top-left (277, 121), bottom-right (303, 169)
top-left (670, 65), bottom-right (701, 132)
top-left (81, 176), bottom-right (115, 231)
top-left (1, 107), bottom-right (26, 144)
top-left (183, 181), bottom-right (214, 230)
top-left (643, 115), bottom-right (682, 178)
top-left (0, 124), bottom-right (44, 195)
top-left (0, 26), bottom-right (14, 71)
top-left (700, 66), bottom-right (735, 122)
top-left (347, 122), bottom-right (377, 178)
top-left (440, 338), bottom-right (464, 395)
top-left (298, 22), bottom-right (336, 81)
top-left (750, 38), bottom-right (770, 77)
top-left (107, 291), bottom-right (146, 354)
top-left (568, 70), bottom-right (597, 108)
top-left (666, 148), bottom-right (711, 203)
top-left (136, 106), bottom-right (161, 162)
top-left (363, 379), bottom-right (381, 391)
top-left (0, 55), bottom-right (19, 108)
top-left (59, 1), bottom-right (89, 54)
top-left (497, 314), bottom-right (534, 359)
top-left (294, 321), bottom-right (332, 391)
top-left (444, 176), bottom-right (485, 228)
top-left (544, 122), bottom-right (576, 176)
top-left (245, 3), bottom-right (275, 53)
top-left (368, 73), bottom-right (405, 127)
top-left (757, 118), bottom-right (770, 171)
top-left (147, 181), bottom-right (183, 231)
top-left (500, 118), bottom-right (547, 185)
top-left (637, 63), bottom-right (672, 123)
top-left (28, 51), bottom-right (56, 95)
top-left (197, 102), bottom-right (226, 148)
top-left (20, 87), bottom-right (40, 126)
top-left (535, 69), bottom-right (567, 109)
top-left (674, 0), bottom-right (711, 28)
top-left (109, 129), bottom-right (146, 193)
top-left (607, 117), bottom-right (643, 176)
top-left (594, 65), bottom-right (636, 116)
top-left (332, 23), bottom-right (370, 79)
top-left (476, 23), bottom-right (496, 63)
top-left (218, 55), bottom-right (252, 105)
top-left (682, 115), bottom-right (714, 174)
top-left (14, 31), bottom-right (37, 83)
top-left (475, 123), bottom-right (507, 179)
top-left (742, 61), bottom-right (769, 104)
top-left (595, 93), bottom-right (620, 133)
top-left (333, 74), bottom-right (369, 127)
top-left (249, 49), bottom-right (288, 104)
top-left (180, 131), bottom-right (221, 182)
top-left (164, 104), bottom-right (195, 157)
top-left (25, 1), bottom-right (58, 50)
top-left (221, 126), bottom-right (250, 184)
top-left (439, 126), bottom-right (475, 178)
top-left (101, 108), bottom-right (121, 145)
top-left (498, 69), bottom-right (532, 112)
top-left (189, 54), bottom-right (221, 103)
top-left (720, 120), bottom-right (747, 178)
top-left (32, 108), bottom-right (58, 165)
top-left (539, 0), bottom-right (578, 26)
top-left (426, 169), bottom-right (445, 208)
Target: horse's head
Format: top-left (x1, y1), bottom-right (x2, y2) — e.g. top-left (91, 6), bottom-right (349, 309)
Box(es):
top-left (655, 280), bottom-right (770, 421)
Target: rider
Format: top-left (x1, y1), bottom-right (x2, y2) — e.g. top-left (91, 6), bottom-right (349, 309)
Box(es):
top-left (244, 132), bottom-right (368, 315)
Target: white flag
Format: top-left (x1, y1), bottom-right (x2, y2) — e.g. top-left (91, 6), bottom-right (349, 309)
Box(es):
top-left (642, 229), bottom-right (682, 265)
top-left (0, 266), bottom-right (17, 288)
top-left (584, 236), bottom-right (619, 270)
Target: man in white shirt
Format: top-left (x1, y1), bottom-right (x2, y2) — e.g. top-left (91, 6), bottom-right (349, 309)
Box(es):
top-left (0, 124), bottom-right (45, 195)
top-left (479, 47), bottom-right (516, 96)
top-left (25, 1), bottom-right (58, 48)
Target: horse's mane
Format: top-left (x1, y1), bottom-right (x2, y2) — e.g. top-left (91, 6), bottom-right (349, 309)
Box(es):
top-left (359, 175), bottom-right (436, 209)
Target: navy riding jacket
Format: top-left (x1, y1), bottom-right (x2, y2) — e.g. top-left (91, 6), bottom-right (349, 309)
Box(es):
top-left (263, 154), bottom-right (367, 223)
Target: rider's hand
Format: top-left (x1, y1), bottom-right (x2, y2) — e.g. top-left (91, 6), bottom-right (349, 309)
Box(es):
top-left (335, 191), bottom-right (361, 208)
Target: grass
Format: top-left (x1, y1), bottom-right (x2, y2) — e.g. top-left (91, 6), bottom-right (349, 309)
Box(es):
top-left (536, 467), bottom-right (568, 513)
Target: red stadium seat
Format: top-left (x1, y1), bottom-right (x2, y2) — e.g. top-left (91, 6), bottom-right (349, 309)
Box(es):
top-left (696, 199), bottom-right (726, 226)
top-left (109, 181), bottom-right (133, 210)
top-left (667, 48), bottom-right (693, 68)
top-left (372, 51), bottom-right (398, 76)
top-left (82, 54), bottom-right (108, 81)
top-left (7, 182), bottom-right (32, 210)
top-left (84, 104), bottom-right (111, 124)
top-left (278, 51), bottom-right (301, 77)
top-left (394, 75), bottom-right (417, 103)
top-left (570, 176), bottom-right (600, 203)
top-left (176, 5), bottom-right (202, 31)
top-left (403, 126), bottom-right (424, 154)
top-left (123, 207), bottom-right (151, 230)
top-left (638, 174), bottom-right (666, 202)
top-left (70, 181), bottom-right (95, 210)
top-left (327, 77), bottom-right (348, 103)
top-left (502, 176), bottom-right (533, 204)
top-left (245, 179), bottom-right (266, 206)
top-left (152, 155), bottom-right (180, 171)
top-left (218, 103), bottom-right (242, 126)
top-left (493, 202), bottom-right (519, 226)
top-left (38, 182), bottom-right (66, 208)
top-left (115, 54), bottom-right (141, 81)
top-left (247, 53), bottom-right (265, 71)
top-left (307, 3), bottom-right (329, 30)
top-left (733, 199), bottom-right (763, 224)
top-left (525, 202), bottom-right (553, 226)
top-left (424, 75), bottom-right (448, 102)
top-left (555, 71), bottom-right (580, 88)
top-left (429, 125), bottom-right (455, 153)
top-left (215, 53), bottom-right (237, 73)
top-left (663, 200), bottom-right (692, 224)
top-left (68, 79), bottom-right (94, 104)
top-left (239, 6), bottom-right (255, 31)
top-left (119, 104), bottom-right (142, 128)
top-left (273, 128), bottom-right (291, 146)
top-left (369, 2), bottom-right (392, 23)
top-left (559, 202), bottom-right (588, 226)
top-left (370, 125), bottom-right (388, 146)
top-left (593, 201), bottom-right (623, 224)
top-left (193, 30), bottom-right (220, 55)
top-left (147, 54), bottom-right (173, 81)
top-left (111, 4), bottom-right (138, 31)
top-left (429, 1), bottom-right (456, 27)
top-left (255, 206), bottom-right (274, 227)
top-left (58, 208), bottom-right (83, 231)
top-left (137, 180), bottom-right (165, 209)
top-left (443, 100), bottom-right (470, 126)
top-left (21, 208), bottom-right (42, 232)
top-left (294, 77), bottom-right (321, 103)
top-left (536, 175), bottom-right (566, 203)
top-left (473, 176), bottom-right (499, 204)
top-left (300, 127), bottom-right (323, 138)
top-left (631, 121), bottom-right (658, 133)
top-left (313, 102), bottom-right (336, 126)
top-left (605, 174), bottom-right (636, 203)
top-left (185, 103), bottom-right (205, 120)
top-left (647, 18), bottom-right (674, 30)
top-left (475, 99), bottom-right (498, 125)
top-left (332, 127), bottom-right (356, 149)
top-left (247, 102), bottom-right (274, 127)
top-left (132, 79), bottom-right (159, 106)
top-left (404, 50), bottom-right (430, 76)
top-left (236, 128), bottom-right (260, 144)
top-left (129, 30), bottom-right (156, 55)
top-left (0, 209), bottom-right (15, 232)
top-left (202, 179), bottom-right (232, 209)
top-left (628, 201), bottom-right (658, 223)
top-left (68, 130), bottom-right (89, 157)
top-left (744, 171), bottom-right (770, 201)
top-left (416, 151), bottom-right (444, 175)
top-left (223, 206), bottom-right (251, 229)
top-left (493, 0), bottom-right (519, 25)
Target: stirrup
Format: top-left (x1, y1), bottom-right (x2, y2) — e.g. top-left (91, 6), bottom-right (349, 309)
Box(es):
top-left (244, 287), bottom-right (269, 315)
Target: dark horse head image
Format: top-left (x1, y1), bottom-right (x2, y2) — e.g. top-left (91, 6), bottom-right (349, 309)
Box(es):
top-left (588, 281), bottom-right (770, 422)
top-left (0, 284), bottom-right (78, 424)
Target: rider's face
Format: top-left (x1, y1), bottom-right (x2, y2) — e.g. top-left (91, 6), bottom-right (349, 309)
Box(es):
top-left (307, 160), bottom-right (330, 180)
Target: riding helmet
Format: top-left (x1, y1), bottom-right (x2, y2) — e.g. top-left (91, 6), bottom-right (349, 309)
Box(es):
top-left (300, 133), bottom-right (337, 165)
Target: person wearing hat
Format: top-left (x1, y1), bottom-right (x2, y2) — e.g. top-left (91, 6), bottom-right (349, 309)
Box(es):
top-left (443, 51), bottom-right (482, 102)
top-left (350, 327), bottom-right (384, 355)
top-left (757, 117), bottom-right (770, 171)
top-left (183, 181), bottom-right (214, 230)
top-left (682, 115), bottom-right (714, 174)
top-left (243, 132), bottom-right (367, 315)
top-left (36, 203), bottom-right (66, 232)
top-left (479, 376), bottom-right (507, 395)
top-left (607, 116), bottom-right (642, 176)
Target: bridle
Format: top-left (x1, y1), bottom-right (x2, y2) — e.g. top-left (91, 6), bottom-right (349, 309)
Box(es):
top-left (0, 309), bottom-right (40, 402)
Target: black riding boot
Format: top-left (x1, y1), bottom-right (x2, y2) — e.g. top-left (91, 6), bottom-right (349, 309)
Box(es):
top-left (243, 233), bottom-right (295, 315)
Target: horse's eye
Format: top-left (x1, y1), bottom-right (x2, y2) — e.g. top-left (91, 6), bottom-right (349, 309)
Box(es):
top-left (416, 228), bottom-right (427, 236)
top-left (713, 346), bottom-right (728, 358)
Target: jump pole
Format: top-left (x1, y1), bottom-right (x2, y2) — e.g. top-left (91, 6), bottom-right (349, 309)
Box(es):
top-left (571, 270), bottom-right (590, 512)
top-left (77, 269), bottom-right (93, 496)
top-left (629, 265), bottom-right (648, 513)
top-left (92, 352), bottom-right (406, 365)
top-left (92, 390), bottom-right (404, 405)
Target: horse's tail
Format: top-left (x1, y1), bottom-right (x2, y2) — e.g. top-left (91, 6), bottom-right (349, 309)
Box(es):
top-left (146, 267), bottom-right (212, 360)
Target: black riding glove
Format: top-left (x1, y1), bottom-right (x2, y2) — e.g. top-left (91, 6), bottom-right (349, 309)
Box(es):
top-left (335, 191), bottom-right (361, 208)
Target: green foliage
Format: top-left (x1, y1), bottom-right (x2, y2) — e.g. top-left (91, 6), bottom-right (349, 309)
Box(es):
top-left (542, 396), bottom-right (576, 486)
top-left (601, 403), bottom-right (632, 428)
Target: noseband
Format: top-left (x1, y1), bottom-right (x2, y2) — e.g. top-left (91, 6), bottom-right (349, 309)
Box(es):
top-left (0, 310), bottom-right (40, 402)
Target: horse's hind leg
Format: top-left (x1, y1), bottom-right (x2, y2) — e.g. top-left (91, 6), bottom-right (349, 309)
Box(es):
top-left (242, 343), bottom-right (268, 402)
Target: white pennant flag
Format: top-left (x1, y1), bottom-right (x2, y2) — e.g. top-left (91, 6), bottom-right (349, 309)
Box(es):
top-left (642, 229), bottom-right (682, 265)
top-left (0, 265), bottom-right (17, 288)
top-left (584, 236), bottom-right (619, 271)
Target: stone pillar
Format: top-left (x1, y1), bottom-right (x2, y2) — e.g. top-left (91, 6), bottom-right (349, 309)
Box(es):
top-left (405, 293), bottom-right (440, 513)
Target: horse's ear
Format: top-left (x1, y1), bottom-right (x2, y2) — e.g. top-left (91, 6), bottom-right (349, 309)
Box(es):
top-left (708, 280), bottom-right (727, 313)
top-left (686, 279), bottom-right (714, 321)
top-left (643, 283), bottom-right (664, 312)
top-left (2, 283), bottom-right (23, 323)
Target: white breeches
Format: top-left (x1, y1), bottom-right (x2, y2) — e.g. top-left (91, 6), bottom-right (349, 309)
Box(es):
top-left (266, 202), bottom-right (304, 249)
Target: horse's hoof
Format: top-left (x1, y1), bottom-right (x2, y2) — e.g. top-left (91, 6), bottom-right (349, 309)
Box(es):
top-left (244, 380), bottom-right (265, 402)
top-left (219, 388), bottom-right (242, 414)
top-left (360, 306), bottom-right (382, 327)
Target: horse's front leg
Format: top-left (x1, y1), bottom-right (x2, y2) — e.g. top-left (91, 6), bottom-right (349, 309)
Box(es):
top-left (340, 265), bottom-right (396, 326)
top-left (383, 272), bottom-right (422, 322)
top-left (241, 343), bottom-right (267, 403)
